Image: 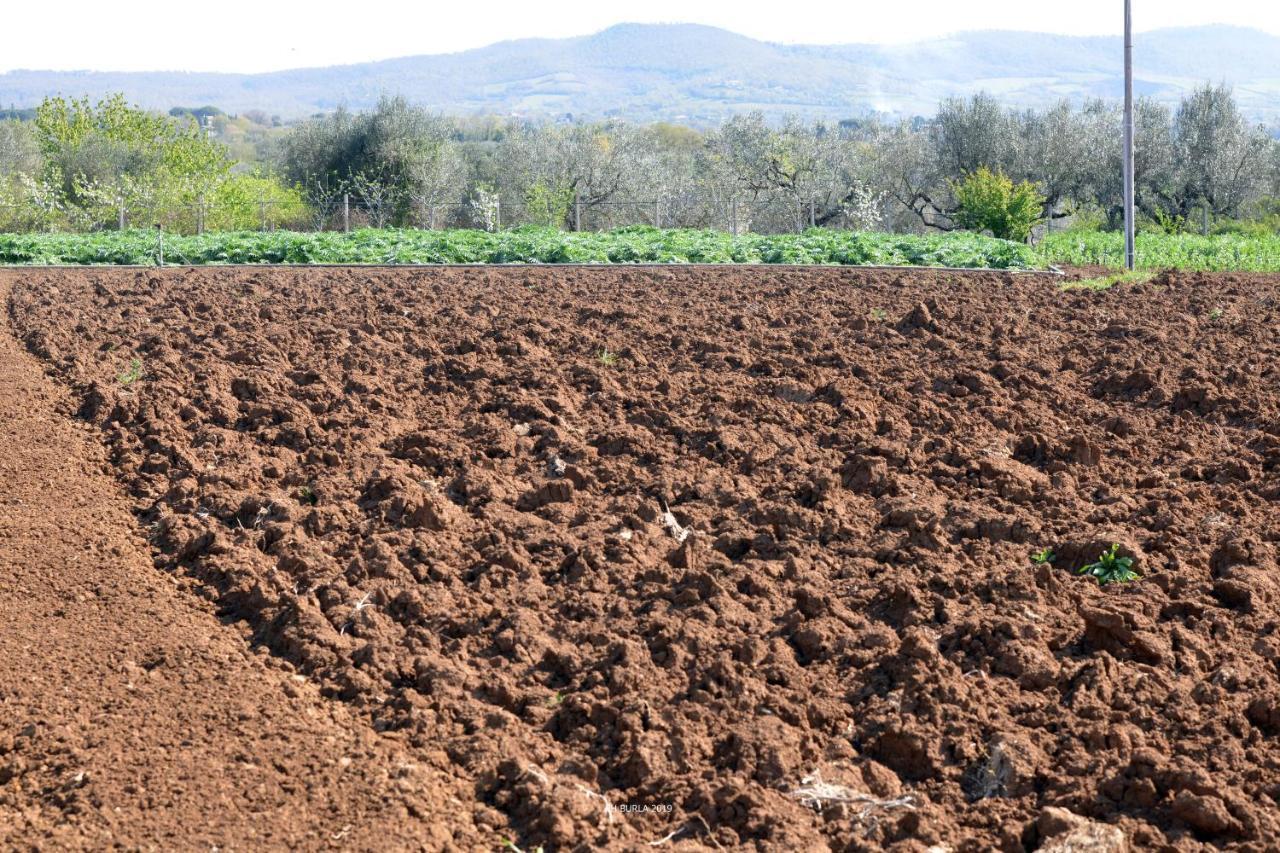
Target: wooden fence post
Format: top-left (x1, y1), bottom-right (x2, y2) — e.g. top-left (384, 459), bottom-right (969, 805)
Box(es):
top-left (343, 193), bottom-right (350, 233)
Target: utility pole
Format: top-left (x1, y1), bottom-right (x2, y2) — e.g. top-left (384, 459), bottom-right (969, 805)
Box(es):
top-left (1123, 0), bottom-right (1136, 270)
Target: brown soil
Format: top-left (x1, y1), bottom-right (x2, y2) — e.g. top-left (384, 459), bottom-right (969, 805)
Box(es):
top-left (0, 275), bottom-right (481, 851)
top-left (4, 265), bottom-right (1279, 851)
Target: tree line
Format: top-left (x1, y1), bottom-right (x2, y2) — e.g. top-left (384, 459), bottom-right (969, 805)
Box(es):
top-left (1, 86), bottom-right (1277, 237)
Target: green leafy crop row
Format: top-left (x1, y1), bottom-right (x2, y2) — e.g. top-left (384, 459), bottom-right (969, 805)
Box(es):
top-left (0, 226), bottom-right (1040, 269)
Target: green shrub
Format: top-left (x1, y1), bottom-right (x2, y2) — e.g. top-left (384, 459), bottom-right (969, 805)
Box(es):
top-left (207, 171), bottom-right (309, 231)
top-left (1151, 209), bottom-right (1188, 235)
top-left (952, 167), bottom-right (1045, 242)
top-left (523, 182), bottom-right (574, 229)
top-left (32, 94), bottom-right (232, 231)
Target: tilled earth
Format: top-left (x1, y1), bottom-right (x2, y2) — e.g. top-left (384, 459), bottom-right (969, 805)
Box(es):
top-left (7, 265), bottom-right (1280, 851)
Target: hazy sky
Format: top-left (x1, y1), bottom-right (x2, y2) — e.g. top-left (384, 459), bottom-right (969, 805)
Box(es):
top-left (4, 0), bottom-right (1278, 73)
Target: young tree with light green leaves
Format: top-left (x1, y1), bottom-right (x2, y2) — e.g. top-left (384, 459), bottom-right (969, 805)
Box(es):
top-left (33, 94), bottom-right (233, 228)
top-left (951, 167), bottom-right (1045, 241)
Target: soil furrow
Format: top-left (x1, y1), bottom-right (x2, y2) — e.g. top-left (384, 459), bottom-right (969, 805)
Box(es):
top-left (0, 273), bottom-right (480, 851)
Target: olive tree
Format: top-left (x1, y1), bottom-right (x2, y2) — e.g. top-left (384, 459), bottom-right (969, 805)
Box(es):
top-left (640, 122), bottom-right (715, 229)
top-left (0, 120), bottom-right (40, 177)
top-left (0, 120), bottom-right (42, 230)
top-left (933, 94), bottom-right (1019, 177)
top-left (1171, 84), bottom-right (1272, 228)
top-left (1062, 98), bottom-right (1177, 230)
top-left (1013, 101), bottom-right (1103, 227)
top-left (700, 113), bottom-right (881, 232)
top-left (865, 95), bottom-right (1027, 233)
top-left (866, 119), bottom-right (955, 232)
top-left (278, 97), bottom-right (467, 226)
top-left (493, 121), bottom-right (654, 228)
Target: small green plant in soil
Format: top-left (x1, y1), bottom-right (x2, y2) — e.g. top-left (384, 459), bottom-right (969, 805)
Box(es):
top-left (117, 358), bottom-right (143, 386)
top-left (297, 484), bottom-right (318, 506)
top-left (1030, 547), bottom-right (1055, 565)
top-left (500, 839), bottom-right (544, 853)
top-left (597, 347), bottom-right (618, 367)
top-left (1209, 307), bottom-right (1224, 321)
top-left (1078, 543), bottom-right (1140, 585)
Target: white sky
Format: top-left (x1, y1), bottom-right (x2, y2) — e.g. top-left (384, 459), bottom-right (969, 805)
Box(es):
top-left (3, 0), bottom-right (1278, 73)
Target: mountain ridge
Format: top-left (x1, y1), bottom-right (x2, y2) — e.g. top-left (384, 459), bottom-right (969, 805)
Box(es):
top-left (2, 23), bottom-right (1277, 123)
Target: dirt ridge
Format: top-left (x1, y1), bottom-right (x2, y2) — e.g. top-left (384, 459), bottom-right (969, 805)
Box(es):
top-left (0, 274), bottom-right (481, 851)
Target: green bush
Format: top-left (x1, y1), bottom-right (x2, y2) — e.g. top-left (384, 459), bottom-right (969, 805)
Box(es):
top-left (523, 182), bottom-right (574, 229)
top-left (206, 172), bottom-right (309, 231)
top-left (32, 94), bottom-right (232, 231)
top-left (1151, 209), bottom-right (1189, 235)
top-left (952, 167), bottom-right (1046, 242)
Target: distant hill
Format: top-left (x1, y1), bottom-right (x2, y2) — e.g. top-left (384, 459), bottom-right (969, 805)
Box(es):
top-left (2, 23), bottom-right (1278, 124)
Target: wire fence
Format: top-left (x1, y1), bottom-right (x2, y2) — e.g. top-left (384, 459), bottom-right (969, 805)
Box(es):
top-left (0, 194), bottom-right (882, 236)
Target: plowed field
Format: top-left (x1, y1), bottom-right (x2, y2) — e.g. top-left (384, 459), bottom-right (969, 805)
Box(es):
top-left (4, 266), bottom-right (1279, 851)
